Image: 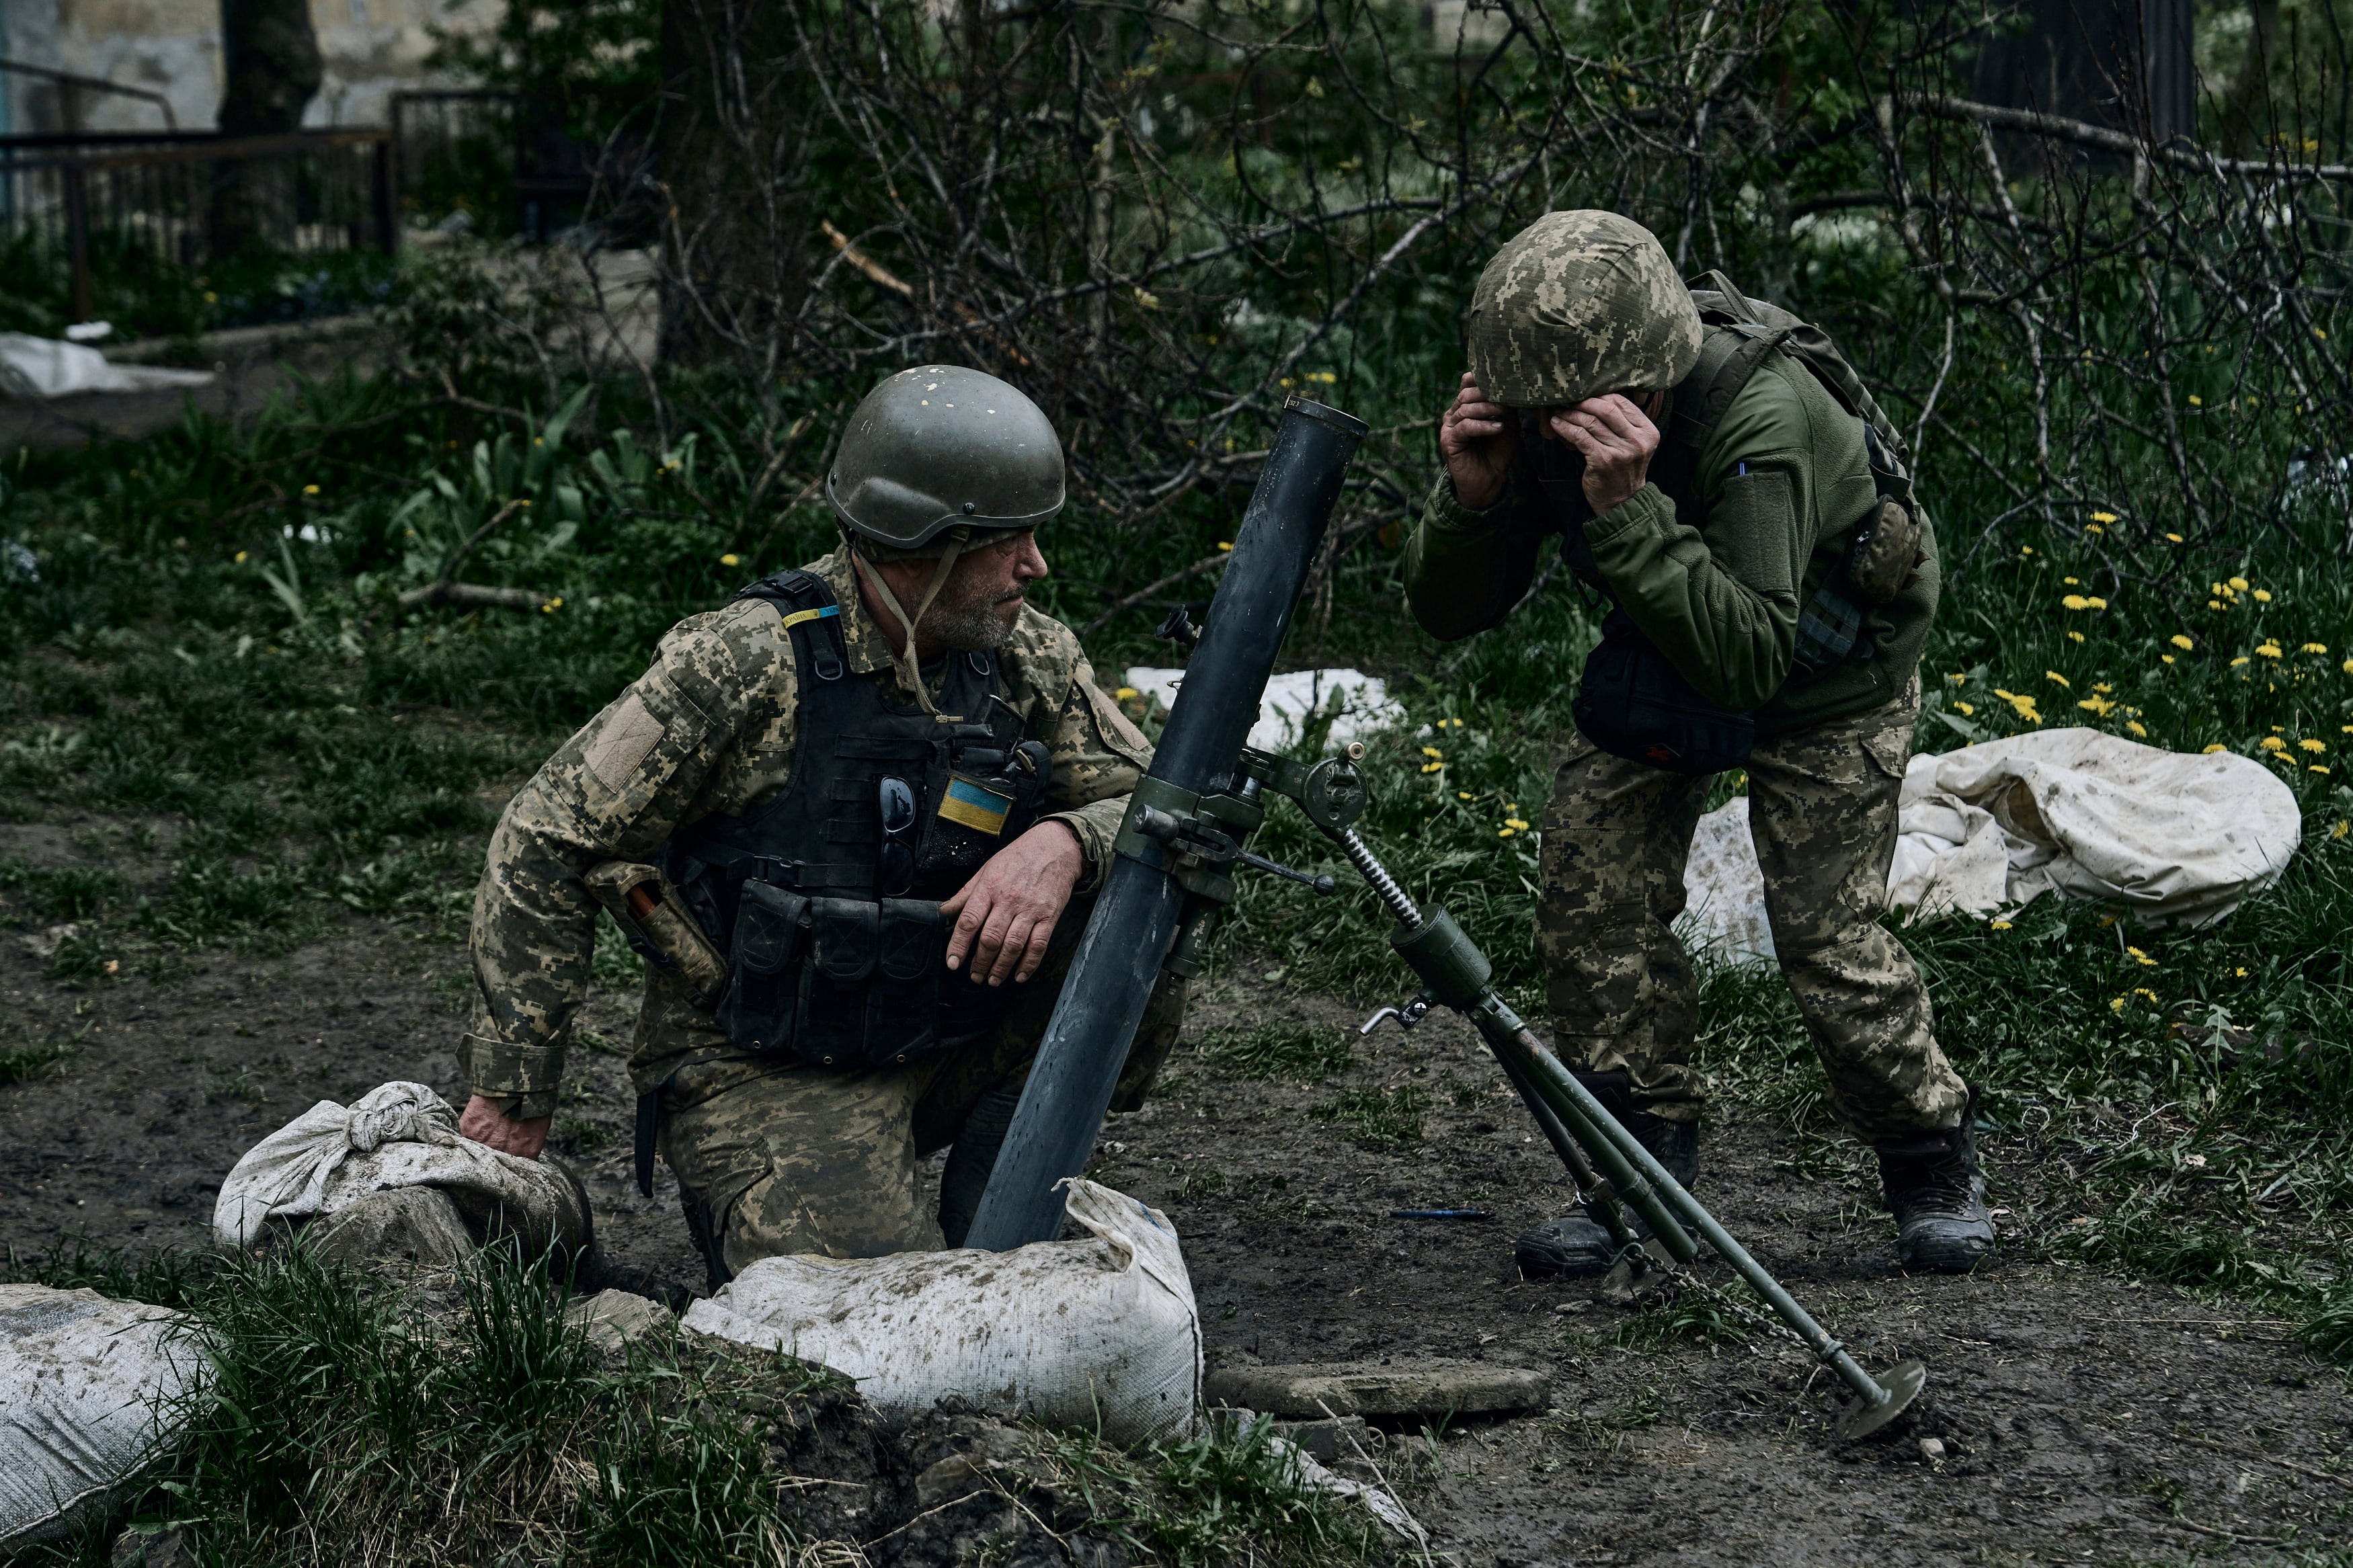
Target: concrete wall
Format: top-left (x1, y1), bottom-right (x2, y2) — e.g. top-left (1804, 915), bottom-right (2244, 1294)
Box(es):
top-left (0, 0), bottom-right (502, 135)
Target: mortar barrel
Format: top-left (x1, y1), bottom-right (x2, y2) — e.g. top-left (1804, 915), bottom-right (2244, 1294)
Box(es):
top-left (963, 397), bottom-right (1369, 1251)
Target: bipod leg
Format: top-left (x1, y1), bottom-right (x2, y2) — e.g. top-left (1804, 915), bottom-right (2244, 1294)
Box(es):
top-left (1480, 992), bottom-right (1926, 1438)
top-left (1485, 1032), bottom-right (1638, 1255)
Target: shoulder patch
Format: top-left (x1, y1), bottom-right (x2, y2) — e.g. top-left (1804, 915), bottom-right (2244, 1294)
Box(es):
top-left (584, 692), bottom-right (666, 790)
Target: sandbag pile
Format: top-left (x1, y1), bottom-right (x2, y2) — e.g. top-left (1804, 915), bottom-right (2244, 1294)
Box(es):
top-left (685, 1179), bottom-right (1201, 1445)
top-left (0, 1287), bottom-right (201, 1553)
top-left (1679, 729), bottom-right (2303, 965)
top-left (212, 1081), bottom-right (595, 1268)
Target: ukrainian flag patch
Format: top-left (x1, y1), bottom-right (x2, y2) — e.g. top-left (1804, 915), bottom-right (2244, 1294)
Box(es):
top-left (937, 775), bottom-right (1014, 836)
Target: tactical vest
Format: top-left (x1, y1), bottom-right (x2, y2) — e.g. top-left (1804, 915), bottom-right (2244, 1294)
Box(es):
top-left (662, 571), bottom-right (1053, 1069)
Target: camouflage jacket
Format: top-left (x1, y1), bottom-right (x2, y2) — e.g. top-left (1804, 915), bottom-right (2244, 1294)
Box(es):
top-left (459, 547), bottom-right (1153, 1116)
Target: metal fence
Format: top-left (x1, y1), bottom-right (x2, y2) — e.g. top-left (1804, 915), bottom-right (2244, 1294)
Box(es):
top-left (0, 129), bottom-right (396, 321)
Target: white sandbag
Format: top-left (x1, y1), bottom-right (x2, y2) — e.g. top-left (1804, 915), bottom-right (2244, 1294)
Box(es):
top-left (0, 333), bottom-right (213, 399)
top-left (1679, 730), bottom-right (2303, 966)
top-left (1675, 796), bottom-right (1778, 966)
top-left (684, 1179), bottom-right (1199, 1446)
top-left (0, 1286), bottom-right (202, 1553)
top-left (1123, 667), bottom-right (1403, 752)
top-left (211, 1081), bottom-right (592, 1262)
top-left (1896, 729), bottom-right (2300, 925)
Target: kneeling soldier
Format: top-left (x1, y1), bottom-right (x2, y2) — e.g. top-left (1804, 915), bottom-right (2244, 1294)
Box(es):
top-left (1403, 212), bottom-right (1993, 1273)
top-left (454, 366), bottom-right (1180, 1282)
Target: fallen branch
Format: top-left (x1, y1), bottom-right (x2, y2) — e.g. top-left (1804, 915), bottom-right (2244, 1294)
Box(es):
top-left (820, 220), bottom-right (916, 298)
top-left (1900, 94), bottom-right (2353, 183)
top-left (384, 499), bottom-right (550, 620)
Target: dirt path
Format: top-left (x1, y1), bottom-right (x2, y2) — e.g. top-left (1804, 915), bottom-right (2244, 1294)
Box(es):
top-left (3, 815), bottom-right (2346, 1564)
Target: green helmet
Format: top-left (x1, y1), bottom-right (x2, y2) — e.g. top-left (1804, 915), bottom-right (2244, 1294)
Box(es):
top-left (1464, 211), bottom-right (1702, 408)
top-left (827, 365), bottom-right (1065, 555)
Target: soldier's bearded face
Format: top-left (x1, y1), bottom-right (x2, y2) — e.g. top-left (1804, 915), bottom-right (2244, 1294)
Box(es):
top-left (918, 529), bottom-right (1048, 651)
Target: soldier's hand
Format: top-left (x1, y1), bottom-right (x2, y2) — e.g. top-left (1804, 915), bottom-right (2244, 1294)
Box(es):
top-left (1438, 370), bottom-right (1517, 511)
top-left (1548, 394), bottom-right (1660, 514)
top-left (457, 1094), bottom-right (553, 1159)
top-left (942, 819), bottom-right (1084, 986)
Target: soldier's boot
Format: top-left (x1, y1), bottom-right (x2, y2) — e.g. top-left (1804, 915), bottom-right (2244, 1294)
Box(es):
top-left (1876, 1102), bottom-right (1995, 1273)
top-left (1514, 1070), bottom-right (1698, 1278)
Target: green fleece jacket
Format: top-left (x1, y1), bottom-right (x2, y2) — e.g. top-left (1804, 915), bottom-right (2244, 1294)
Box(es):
top-left (1402, 343), bottom-right (1939, 735)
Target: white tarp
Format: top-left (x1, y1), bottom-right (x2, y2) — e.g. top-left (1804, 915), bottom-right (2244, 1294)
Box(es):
top-left (211, 1081), bottom-right (592, 1261)
top-left (684, 1179), bottom-right (1200, 1446)
top-left (1122, 667), bottom-right (1403, 753)
top-left (1, 1287), bottom-right (201, 1553)
top-left (0, 334), bottom-right (213, 399)
top-left (1680, 729), bottom-right (2302, 966)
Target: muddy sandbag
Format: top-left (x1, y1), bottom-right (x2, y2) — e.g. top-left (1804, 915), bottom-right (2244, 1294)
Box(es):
top-left (0, 1286), bottom-right (201, 1553)
top-left (684, 1180), bottom-right (1199, 1446)
top-left (211, 1081), bottom-right (594, 1269)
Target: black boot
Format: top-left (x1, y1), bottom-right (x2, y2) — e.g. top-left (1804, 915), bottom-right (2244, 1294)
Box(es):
top-left (1876, 1102), bottom-right (1995, 1273)
top-left (1514, 1071), bottom-right (1698, 1278)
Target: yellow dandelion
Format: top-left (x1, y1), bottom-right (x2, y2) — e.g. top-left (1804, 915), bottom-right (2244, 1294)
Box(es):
top-left (1218, 541), bottom-right (1234, 552)
top-left (302, 484), bottom-right (320, 496)
top-left (2170, 634), bottom-right (2194, 651)
top-left (2127, 946), bottom-right (2157, 966)
top-left (2313, 765), bottom-right (2332, 774)
top-left (2229, 576), bottom-right (2249, 592)
top-left (2302, 643), bottom-right (2328, 655)
top-left (1458, 790), bottom-right (1473, 800)
top-left (2257, 643), bottom-right (2283, 659)
top-left (1420, 763), bottom-right (1443, 775)
top-left (2161, 655), bottom-right (2176, 665)
top-left (2260, 736), bottom-right (2287, 752)
top-left (2343, 659), bottom-right (2353, 675)
top-left (2110, 995), bottom-right (2127, 1013)
top-left (2067, 631), bottom-right (2086, 643)
top-left (2208, 600), bottom-right (2224, 611)
top-left (2078, 696), bottom-right (2116, 716)
top-left (1421, 746), bottom-right (1443, 758)
top-left (1497, 827), bottom-right (1516, 837)
top-left (1954, 701), bottom-right (1975, 716)
top-left (2085, 524), bottom-right (2105, 534)
top-left (2065, 577), bottom-right (2080, 586)
top-left (2254, 589), bottom-right (2273, 603)
top-left (2165, 532), bottom-right (2184, 543)
top-left (2086, 597), bottom-right (2106, 610)
top-left (2203, 743), bottom-right (2229, 753)
top-left (2127, 720), bottom-right (2148, 737)
top-left (2334, 820), bottom-right (2351, 841)
top-left (2300, 739), bottom-right (2326, 754)
top-left (719, 552), bottom-right (740, 567)
top-left (1948, 672), bottom-right (1969, 684)
top-left (2188, 395), bottom-right (2203, 406)
top-left (2046, 671), bottom-right (2071, 688)
top-left (2094, 682), bottom-right (2114, 693)
top-left (1115, 686), bottom-right (1139, 700)
top-left (2063, 594), bottom-right (2090, 611)
top-left (1504, 817), bottom-right (1530, 831)
top-left (1989, 919), bottom-right (2013, 932)
top-left (234, 550), bottom-right (249, 563)
top-left (2089, 511), bottom-right (2118, 524)
top-left (2231, 656), bottom-right (2251, 667)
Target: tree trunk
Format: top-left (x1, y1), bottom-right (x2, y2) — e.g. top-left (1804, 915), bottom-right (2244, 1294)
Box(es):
top-left (214, 0), bottom-right (324, 254)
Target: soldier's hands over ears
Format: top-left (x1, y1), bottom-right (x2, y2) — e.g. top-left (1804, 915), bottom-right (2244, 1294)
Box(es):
top-left (457, 1094), bottom-right (553, 1159)
top-left (1548, 394), bottom-right (1660, 514)
top-left (1438, 370), bottom-right (1519, 511)
top-left (942, 819), bottom-right (1085, 986)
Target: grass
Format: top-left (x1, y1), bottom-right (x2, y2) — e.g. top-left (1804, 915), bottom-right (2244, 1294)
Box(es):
top-left (1196, 1022), bottom-right (1357, 1081)
top-left (0, 1239), bottom-right (1390, 1568)
top-left (1309, 1084), bottom-right (1431, 1150)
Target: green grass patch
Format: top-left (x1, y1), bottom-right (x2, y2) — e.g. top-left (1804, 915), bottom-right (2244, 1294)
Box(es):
top-left (1196, 1022), bottom-right (1357, 1081)
top-left (1309, 1083), bottom-right (1431, 1150)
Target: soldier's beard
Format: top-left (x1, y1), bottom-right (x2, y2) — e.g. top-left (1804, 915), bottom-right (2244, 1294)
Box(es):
top-left (918, 581), bottom-right (1025, 652)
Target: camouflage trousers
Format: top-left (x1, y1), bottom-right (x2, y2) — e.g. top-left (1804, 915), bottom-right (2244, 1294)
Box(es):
top-left (1536, 673), bottom-right (1968, 1141)
top-left (657, 895), bottom-right (1183, 1277)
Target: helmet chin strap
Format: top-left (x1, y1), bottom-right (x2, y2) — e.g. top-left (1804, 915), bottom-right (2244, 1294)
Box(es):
top-left (852, 536), bottom-right (967, 722)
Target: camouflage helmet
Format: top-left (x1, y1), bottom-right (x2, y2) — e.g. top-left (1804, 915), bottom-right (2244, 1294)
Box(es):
top-left (827, 365), bottom-right (1065, 555)
top-left (1465, 211), bottom-right (1702, 407)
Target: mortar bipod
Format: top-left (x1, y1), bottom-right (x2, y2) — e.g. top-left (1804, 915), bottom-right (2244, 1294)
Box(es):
top-left (1329, 821), bottom-right (1927, 1442)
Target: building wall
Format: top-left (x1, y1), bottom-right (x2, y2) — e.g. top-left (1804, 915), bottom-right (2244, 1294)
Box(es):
top-left (0, 0), bottom-right (502, 135)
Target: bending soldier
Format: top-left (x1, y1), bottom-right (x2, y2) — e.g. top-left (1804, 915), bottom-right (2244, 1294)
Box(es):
top-left (454, 366), bottom-right (1181, 1282)
top-left (1402, 212), bottom-right (1993, 1273)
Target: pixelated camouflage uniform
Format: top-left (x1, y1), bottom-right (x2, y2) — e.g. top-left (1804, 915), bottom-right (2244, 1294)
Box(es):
top-left (1404, 210), bottom-right (1967, 1141)
top-left (459, 545), bottom-right (1181, 1263)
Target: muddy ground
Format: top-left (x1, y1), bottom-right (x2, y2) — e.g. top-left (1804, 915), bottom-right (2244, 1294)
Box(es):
top-left (3, 807), bottom-right (2348, 1566)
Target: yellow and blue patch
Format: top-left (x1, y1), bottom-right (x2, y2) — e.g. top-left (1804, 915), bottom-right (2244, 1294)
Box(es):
top-left (936, 775), bottom-right (1014, 836)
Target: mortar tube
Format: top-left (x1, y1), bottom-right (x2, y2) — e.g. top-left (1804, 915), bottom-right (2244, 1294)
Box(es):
top-left (1469, 1005), bottom-right (1698, 1264)
top-left (1481, 992), bottom-right (1901, 1411)
top-left (962, 397), bottom-right (1369, 1252)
